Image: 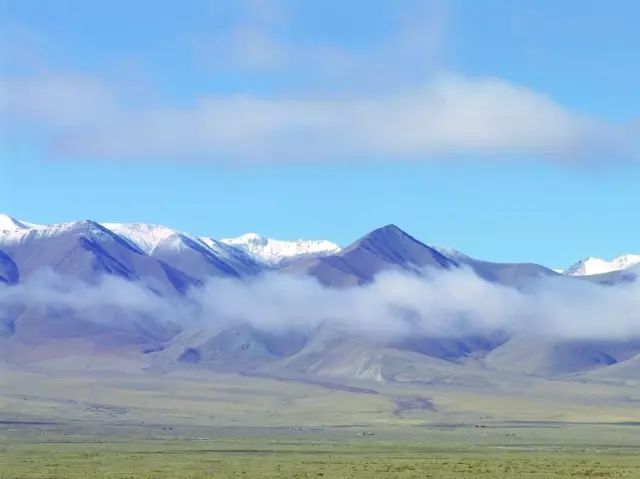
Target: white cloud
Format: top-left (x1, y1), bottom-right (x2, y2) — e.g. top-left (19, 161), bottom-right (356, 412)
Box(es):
top-left (3, 266), bottom-right (640, 342)
top-left (1, 73), bottom-right (631, 163)
top-left (1, 75), bottom-right (117, 129)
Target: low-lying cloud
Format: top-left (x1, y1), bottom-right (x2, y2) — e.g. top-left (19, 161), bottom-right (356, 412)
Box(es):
top-left (1, 73), bottom-right (633, 163)
top-left (1, 266), bottom-right (640, 344)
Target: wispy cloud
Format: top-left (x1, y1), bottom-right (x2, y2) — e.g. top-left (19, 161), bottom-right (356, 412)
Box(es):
top-left (189, 0), bottom-right (447, 84)
top-left (0, 1), bottom-right (636, 164)
top-left (1, 73), bottom-right (632, 163)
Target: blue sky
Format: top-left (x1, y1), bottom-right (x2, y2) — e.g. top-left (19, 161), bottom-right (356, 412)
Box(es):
top-left (1, 0), bottom-right (639, 268)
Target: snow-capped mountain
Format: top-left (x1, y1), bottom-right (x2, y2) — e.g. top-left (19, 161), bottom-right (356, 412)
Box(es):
top-left (0, 214), bottom-right (45, 244)
top-left (3, 214), bottom-right (637, 282)
top-left (102, 223), bottom-right (180, 254)
top-left (102, 223), bottom-right (265, 279)
top-left (0, 219), bottom-right (196, 292)
top-left (565, 255), bottom-right (640, 276)
top-left (221, 233), bottom-right (341, 267)
top-left (0, 215), bottom-right (339, 278)
top-left (2, 213), bottom-right (640, 381)
top-left (0, 214), bottom-right (31, 231)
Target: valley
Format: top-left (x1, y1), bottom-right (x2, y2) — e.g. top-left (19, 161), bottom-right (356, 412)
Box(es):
top-left (2, 361), bottom-right (640, 478)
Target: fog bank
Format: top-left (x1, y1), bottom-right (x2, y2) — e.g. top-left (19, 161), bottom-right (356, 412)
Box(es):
top-left (1, 266), bottom-right (639, 341)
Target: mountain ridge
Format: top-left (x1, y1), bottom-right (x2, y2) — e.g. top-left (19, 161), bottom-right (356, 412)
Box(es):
top-left (565, 254), bottom-right (640, 276)
top-left (221, 232), bottom-right (341, 267)
top-left (3, 214), bottom-right (637, 277)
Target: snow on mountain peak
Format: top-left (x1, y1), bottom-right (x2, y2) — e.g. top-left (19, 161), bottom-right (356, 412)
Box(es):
top-left (433, 245), bottom-right (470, 262)
top-left (0, 214), bottom-right (47, 244)
top-left (233, 233), bottom-right (269, 246)
top-left (0, 214), bottom-right (39, 231)
top-left (221, 233), bottom-right (341, 266)
top-left (565, 254), bottom-right (640, 276)
top-left (0, 216), bottom-right (339, 270)
top-left (101, 223), bottom-right (181, 254)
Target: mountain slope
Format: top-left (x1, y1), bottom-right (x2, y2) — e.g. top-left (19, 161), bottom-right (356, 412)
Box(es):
top-left (158, 324), bottom-right (309, 369)
top-left (434, 247), bottom-right (559, 289)
top-left (101, 223), bottom-right (178, 254)
top-left (0, 220), bottom-right (196, 294)
top-left (0, 222), bottom-right (192, 349)
top-left (104, 223), bottom-right (263, 279)
top-left (576, 264), bottom-right (640, 286)
top-left (485, 335), bottom-right (640, 376)
top-left (0, 250), bottom-right (18, 285)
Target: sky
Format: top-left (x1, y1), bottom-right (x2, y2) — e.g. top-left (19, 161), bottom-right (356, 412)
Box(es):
top-left (1, 0), bottom-right (639, 268)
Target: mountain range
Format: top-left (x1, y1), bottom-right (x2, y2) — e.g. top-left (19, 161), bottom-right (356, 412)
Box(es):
top-left (1, 213), bottom-right (639, 384)
top-left (3, 213), bottom-right (635, 279)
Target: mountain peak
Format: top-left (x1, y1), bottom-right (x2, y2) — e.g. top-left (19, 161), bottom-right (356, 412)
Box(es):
top-left (0, 214), bottom-right (30, 231)
top-left (338, 224), bottom-right (455, 271)
top-left (102, 222), bottom-right (180, 254)
top-left (230, 233), bottom-right (269, 246)
top-left (221, 233), bottom-right (340, 266)
top-left (374, 224), bottom-right (405, 234)
top-left (565, 254), bottom-right (640, 276)
top-left (347, 224), bottom-right (418, 251)
top-left (364, 224), bottom-right (419, 241)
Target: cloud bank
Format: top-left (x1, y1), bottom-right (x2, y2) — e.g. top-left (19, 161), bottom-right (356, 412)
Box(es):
top-left (2, 266), bottom-right (640, 343)
top-left (2, 73), bottom-right (632, 163)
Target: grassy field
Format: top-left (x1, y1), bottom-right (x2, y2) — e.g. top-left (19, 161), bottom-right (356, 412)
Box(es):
top-left (2, 422), bottom-right (640, 478)
top-left (3, 362), bottom-right (640, 477)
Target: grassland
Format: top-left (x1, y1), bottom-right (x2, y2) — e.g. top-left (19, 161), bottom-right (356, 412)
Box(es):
top-left (2, 424), bottom-right (640, 478)
top-left (2, 360), bottom-right (640, 477)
